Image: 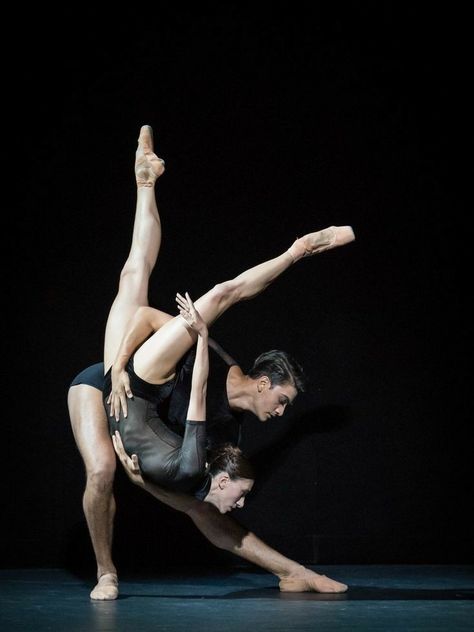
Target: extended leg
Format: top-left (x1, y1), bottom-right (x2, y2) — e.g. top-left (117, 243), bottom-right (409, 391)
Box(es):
top-left (103, 125), bottom-right (166, 371)
top-left (68, 385), bottom-right (118, 600)
top-left (113, 429), bottom-right (348, 593)
top-left (126, 465), bottom-right (348, 593)
top-left (134, 225), bottom-right (355, 383)
top-left (186, 502), bottom-right (348, 593)
top-left (72, 127), bottom-right (168, 600)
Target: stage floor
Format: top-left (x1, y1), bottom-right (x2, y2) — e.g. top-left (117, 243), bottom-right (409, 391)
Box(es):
top-left (1, 565), bottom-right (473, 631)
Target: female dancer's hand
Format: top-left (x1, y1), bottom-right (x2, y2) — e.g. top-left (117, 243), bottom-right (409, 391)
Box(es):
top-left (112, 431), bottom-right (145, 488)
top-left (176, 292), bottom-right (208, 336)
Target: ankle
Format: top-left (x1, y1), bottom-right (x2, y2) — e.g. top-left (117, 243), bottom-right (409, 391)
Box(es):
top-left (136, 181), bottom-right (155, 188)
top-left (287, 238), bottom-right (305, 263)
top-left (97, 567), bottom-right (117, 581)
top-left (279, 563), bottom-right (306, 580)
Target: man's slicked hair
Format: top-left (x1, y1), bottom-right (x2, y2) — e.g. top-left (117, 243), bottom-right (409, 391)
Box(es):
top-left (248, 350), bottom-right (306, 392)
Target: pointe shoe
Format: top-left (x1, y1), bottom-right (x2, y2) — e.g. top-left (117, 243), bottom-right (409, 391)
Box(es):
top-left (279, 574), bottom-right (348, 593)
top-left (288, 226), bottom-right (355, 262)
top-left (135, 124), bottom-right (165, 187)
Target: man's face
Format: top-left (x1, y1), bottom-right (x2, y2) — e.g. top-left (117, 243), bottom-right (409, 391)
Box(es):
top-left (254, 377), bottom-right (298, 421)
top-left (215, 476), bottom-right (254, 514)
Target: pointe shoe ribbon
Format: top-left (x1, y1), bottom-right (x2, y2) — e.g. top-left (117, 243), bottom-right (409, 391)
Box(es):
top-left (288, 225), bottom-right (355, 262)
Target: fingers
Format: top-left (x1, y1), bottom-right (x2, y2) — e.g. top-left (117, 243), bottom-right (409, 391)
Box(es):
top-left (118, 393), bottom-right (128, 420)
top-left (176, 293), bottom-right (193, 325)
top-left (131, 454), bottom-right (140, 473)
top-left (109, 395), bottom-right (129, 421)
top-left (176, 291), bottom-right (199, 325)
top-left (123, 375), bottom-right (133, 400)
top-left (113, 430), bottom-right (123, 450)
top-left (176, 292), bottom-right (195, 310)
top-left (112, 431), bottom-right (127, 462)
top-left (109, 397), bottom-right (117, 420)
top-left (176, 292), bottom-right (189, 311)
top-left (112, 429), bottom-right (141, 477)
top-left (185, 291), bottom-right (195, 310)
top-left (111, 432), bottom-right (120, 456)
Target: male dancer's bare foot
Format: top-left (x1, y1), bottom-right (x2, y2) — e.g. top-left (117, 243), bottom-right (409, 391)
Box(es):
top-left (279, 566), bottom-right (348, 593)
top-left (135, 124), bottom-right (165, 187)
top-left (288, 226), bottom-right (355, 262)
top-left (90, 572), bottom-right (119, 601)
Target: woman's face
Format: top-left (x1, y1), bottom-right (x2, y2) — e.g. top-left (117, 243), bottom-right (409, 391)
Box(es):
top-left (213, 475), bottom-right (254, 514)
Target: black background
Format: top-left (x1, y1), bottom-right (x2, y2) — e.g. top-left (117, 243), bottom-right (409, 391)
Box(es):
top-left (4, 5), bottom-right (471, 572)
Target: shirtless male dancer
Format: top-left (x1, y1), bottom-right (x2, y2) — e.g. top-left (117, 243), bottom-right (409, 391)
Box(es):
top-left (68, 124), bottom-right (354, 600)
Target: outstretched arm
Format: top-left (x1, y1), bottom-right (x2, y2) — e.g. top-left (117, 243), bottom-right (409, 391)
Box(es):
top-left (107, 306), bottom-right (173, 419)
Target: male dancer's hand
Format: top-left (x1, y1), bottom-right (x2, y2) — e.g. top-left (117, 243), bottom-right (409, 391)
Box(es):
top-left (107, 367), bottom-right (133, 420)
top-left (112, 431), bottom-right (145, 488)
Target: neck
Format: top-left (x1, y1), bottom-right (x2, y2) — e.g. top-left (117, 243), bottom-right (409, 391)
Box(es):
top-left (227, 369), bottom-right (256, 414)
top-left (203, 478), bottom-right (220, 508)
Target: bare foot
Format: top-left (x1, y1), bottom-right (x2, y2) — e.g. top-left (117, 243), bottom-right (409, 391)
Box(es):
top-left (135, 125), bottom-right (165, 187)
top-left (288, 226), bottom-right (355, 262)
top-left (279, 567), bottom-right (348, 593)
top-left (90, 572), bottom-right (119, 601)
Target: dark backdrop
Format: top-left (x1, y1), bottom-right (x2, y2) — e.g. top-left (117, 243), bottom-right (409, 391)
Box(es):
top-left (4, 6), bottom-right (471, 572)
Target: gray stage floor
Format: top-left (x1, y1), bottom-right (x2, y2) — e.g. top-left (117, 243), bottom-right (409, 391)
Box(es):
top-left (1, 565), bottom-right (473, 631)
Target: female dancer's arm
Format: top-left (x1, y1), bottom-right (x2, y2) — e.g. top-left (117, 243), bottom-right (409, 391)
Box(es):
top-left (175, 292), bottom-right (209, 421)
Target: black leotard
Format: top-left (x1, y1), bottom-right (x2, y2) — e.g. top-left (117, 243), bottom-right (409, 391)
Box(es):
top-left (70, 348), bottom-right (242, 496)
top-left (71, 359), bottom-right (207, 494)
top-left (102, 354), bottom-right (207, 492)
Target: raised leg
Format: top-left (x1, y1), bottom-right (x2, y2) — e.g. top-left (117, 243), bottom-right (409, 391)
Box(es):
top-left (103, 125), bottom-right (166, 371)
top-left (133, 226), bottom-right (355, 383)
top-left (68, 384), bottom-right (118, 600)
top-left (71, 125), bottom-right (166, 598)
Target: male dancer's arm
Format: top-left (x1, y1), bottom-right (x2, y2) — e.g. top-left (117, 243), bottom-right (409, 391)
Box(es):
top-left (112, 431), bottom-right (198, 512)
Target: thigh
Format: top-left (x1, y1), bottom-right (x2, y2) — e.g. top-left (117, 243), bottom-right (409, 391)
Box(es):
top-left (133, 284), bottom-right (230, 383)
top-left (68, 384), bottom-right (115, 474)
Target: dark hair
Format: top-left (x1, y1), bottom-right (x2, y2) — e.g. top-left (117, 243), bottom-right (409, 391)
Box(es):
top-left (247, 349), bottom-right (306, 393)
top-left (208, 444), bottom-right (255, 481)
